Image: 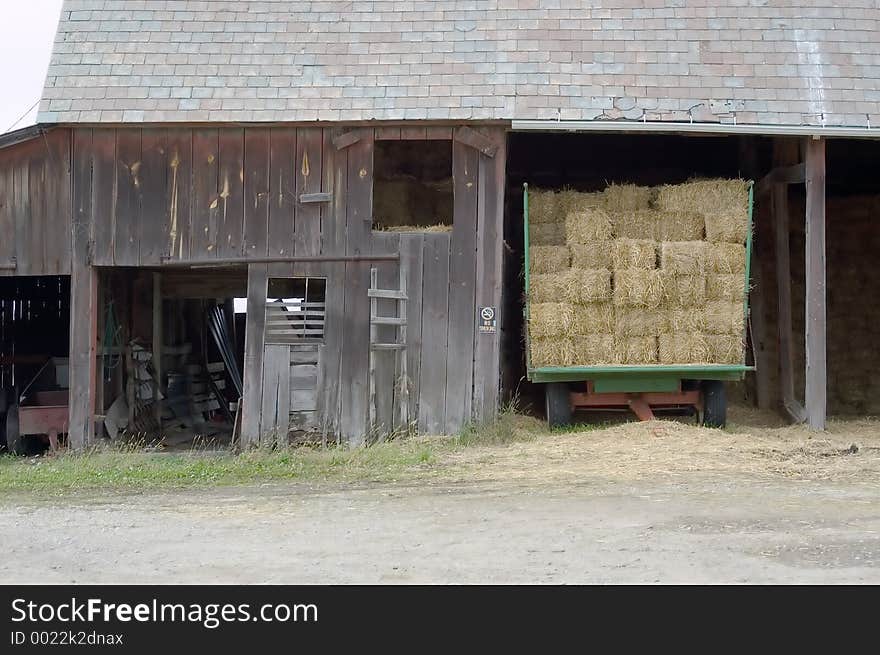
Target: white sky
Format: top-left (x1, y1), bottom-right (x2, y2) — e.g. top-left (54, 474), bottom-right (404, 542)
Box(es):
top-left (0, 1), bottom-right (64, 134)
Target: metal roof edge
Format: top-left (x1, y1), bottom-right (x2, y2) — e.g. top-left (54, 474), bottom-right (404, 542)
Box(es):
top-left (0, 124), bottom-right (55, 151)
top-left (511, 120), bottom-right (880, 139)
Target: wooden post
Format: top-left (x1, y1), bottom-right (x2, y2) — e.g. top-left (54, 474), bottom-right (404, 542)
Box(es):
top-left (68, 264), bottom-right (98, 449)
top-left (771, 138), bottom-right (805, 422)
top-left (240, 264), bottom-right (267, 446)
top-left (152, 272), bottom-right (163, 430)
top-left (804, 137), bottom-right (827, 430)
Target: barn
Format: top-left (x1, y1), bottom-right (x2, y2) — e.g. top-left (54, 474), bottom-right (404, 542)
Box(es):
top-left (1, 1), bottom-right (879, 450)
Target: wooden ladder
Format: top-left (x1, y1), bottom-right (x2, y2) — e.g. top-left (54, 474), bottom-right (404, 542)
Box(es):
top-left (368, 264), bottom-right (409, 437)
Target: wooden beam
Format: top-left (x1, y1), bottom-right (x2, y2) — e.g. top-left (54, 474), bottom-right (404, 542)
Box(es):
top-left (332, 130), bottom-right (361, 151)
top-left (240, 264), bottom-right (267, 446)
top-left (68, 266), bottom-right (98, 449)
top-left (152, 272), bottom-right (163, 429)
top-left (771, 138), bottom-right (806, 423)
top-left (756, 162), bottom-right (806, 196)
top-left (804, 137), bottom-right (827, 431)
top-left (299, 192), bottom-right (332, 204)
top-left (454, 126), bottom-right (498, 158)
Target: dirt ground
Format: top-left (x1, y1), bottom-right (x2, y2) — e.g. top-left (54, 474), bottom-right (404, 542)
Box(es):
top-left (2, 407), bottom-right (880, 584)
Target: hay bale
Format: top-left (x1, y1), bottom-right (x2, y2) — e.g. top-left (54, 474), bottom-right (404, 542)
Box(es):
top-left (527, 302), bottom-right (573, 339)
top-left (528, 273), bottom-right (566, 303)
top-left (529, 302), bottom-right (614, 338)
top-left (529, 245), bottom-right (570, 274)
top-left (529, 222), bottom-right (566, 246)
top-left (658, 333), bottom-right (710, 364)
top-left (614, 336), bottom-right (659, 364)
top-left (563, 268), bottom-right (612, 304)
top-left (557, 189), bottom-right (603, 214)
top-left (611, 239), bottom-right (657, 270)
top-left (705, 335), bottom-right (744, 364)
top-left (662, 308), bottom-right (706, 333)
top-left (614, 307), bottom-right (666, 337)
top-left (569, 334), bottom-right (615, 366)
top-left (656, 179), bottom-right (751, 244)
top-left (706, 274), bottom-right (747, 302)
top-left (570, 242), bottom-right (612, 270)
top-left (529, 337), bottom-right (573, 368)
top-left (612, 210), bottom-right (704, 241)
top-left (564, 207), bottom-right (613, 244)
top-left (703, 301), bottom-right (745, 335)
top-left (705, 213), bottom-right (750, 244)
top-left (706, 242), bottom-right (747, 274)
top-left (660, 241), bottom-right (707, 274)
top-left (661, 273), bottom-right (707, 308)
top-left (613, 269), bottom-right (663, 308)
top-left (603, 183), bottom-right (654, 212)
top-left (656, 179), bottom-right (750, 216)
top-left (528, 190), bottom-right (560, 224)
top-left (568, 302), bottom-right (615, 335)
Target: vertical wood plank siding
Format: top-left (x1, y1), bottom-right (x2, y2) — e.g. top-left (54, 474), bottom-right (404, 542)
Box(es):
top-left (0, 125), bottom-right (508, 445)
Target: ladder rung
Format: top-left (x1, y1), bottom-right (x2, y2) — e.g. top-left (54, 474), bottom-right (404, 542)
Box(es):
top-left (368, 289), bottom-right (408, 300)
top-left (371, 343), bottom-right (406, 350)
top-left (370, 316), bottom-right (406, 326)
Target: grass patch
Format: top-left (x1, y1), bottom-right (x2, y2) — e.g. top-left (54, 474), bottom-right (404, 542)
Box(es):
top-left (0, 439), bottom-right (443, 494)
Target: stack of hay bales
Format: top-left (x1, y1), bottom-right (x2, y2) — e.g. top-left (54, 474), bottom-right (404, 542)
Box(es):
top-left (527, 180), bottom-right (750, 367)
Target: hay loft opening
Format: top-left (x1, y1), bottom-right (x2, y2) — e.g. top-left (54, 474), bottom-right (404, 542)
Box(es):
top-left (372, 139), bottom-right (453, 232)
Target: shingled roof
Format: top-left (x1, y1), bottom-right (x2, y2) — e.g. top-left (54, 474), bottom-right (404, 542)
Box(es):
top-left (38, 0), bottom-right (880, 129)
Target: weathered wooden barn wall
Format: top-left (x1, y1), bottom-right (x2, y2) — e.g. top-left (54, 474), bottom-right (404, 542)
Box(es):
top-left (60, 123), bottom-right (505, 444)
top-left (0, 129), bottom-right (71, 276)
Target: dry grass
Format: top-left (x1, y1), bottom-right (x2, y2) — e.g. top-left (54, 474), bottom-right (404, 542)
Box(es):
top-left (379, 224), bottom-right (452, 233)
top-left (611, 239), bottom-right (657, 270)
top-left (528, 273), bottom-right (565, 303)
top-left (570, 242), bottom-right (612, 270)
top-left (439, 408), bottom-right (880, 484)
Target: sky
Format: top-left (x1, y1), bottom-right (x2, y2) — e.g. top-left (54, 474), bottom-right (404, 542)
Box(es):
top-left (0, 1), bottom-right (64, 134)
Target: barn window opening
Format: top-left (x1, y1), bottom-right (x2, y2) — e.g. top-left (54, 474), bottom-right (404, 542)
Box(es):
top-left (265, 277), bottom-right (326, 343)
top-left (372, 139), bottom-right (453, 232)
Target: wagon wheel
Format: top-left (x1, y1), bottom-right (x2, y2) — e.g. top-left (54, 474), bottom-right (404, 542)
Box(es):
top-left (701, 380), bottom-right (727, 429)
top-left (5, 404), bottom-right (20, 454)
top-left (545, 383), bottom-right (573, 429)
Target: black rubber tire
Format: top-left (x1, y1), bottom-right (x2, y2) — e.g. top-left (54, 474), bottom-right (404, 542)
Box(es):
top-left (701, 380), bottom-right (727, 428)
top-left (5, 404), bottom-right (21, 454)
top-left (545, 383), bottom-right (573, 429)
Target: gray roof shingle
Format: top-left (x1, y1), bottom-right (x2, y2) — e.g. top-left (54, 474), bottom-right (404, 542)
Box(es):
top-left (38, 0), bottom-right (880, 128)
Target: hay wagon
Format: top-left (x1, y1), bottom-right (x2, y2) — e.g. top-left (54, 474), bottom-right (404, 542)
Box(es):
top-left (523, 182), bottom-right (755, 428)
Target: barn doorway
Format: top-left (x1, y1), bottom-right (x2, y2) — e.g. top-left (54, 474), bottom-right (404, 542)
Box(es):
top-left (501, 131), bottom-right (766, 420)
top-left (96, 267), bottom-right (247, 449)
top-left (0, 275), bottom-right (71, 454)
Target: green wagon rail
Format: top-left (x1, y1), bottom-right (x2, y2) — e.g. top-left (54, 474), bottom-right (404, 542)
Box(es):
top-left (523, 181), bottom-right (755, 391)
